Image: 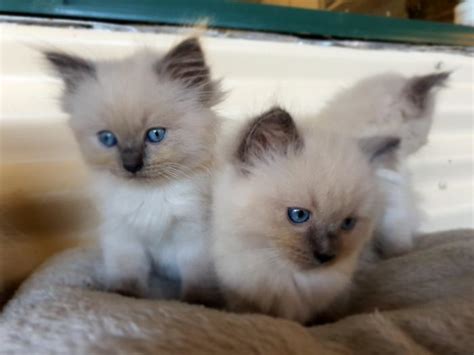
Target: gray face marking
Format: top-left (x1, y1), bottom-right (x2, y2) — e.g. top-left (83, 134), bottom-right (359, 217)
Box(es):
top-left (120, 146), bottom-right (144, 174)
top-left (304, 225), bottom-right (339, 265)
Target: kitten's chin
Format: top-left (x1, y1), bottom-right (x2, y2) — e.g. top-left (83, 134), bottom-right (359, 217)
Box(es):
top-left (93, 169), bottom-right (168, 186)
top-left (294, 254), bottom-right (356, 274)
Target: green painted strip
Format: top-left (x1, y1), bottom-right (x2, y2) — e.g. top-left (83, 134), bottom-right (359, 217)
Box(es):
top-left (1, 0), bottom-right (473, 46)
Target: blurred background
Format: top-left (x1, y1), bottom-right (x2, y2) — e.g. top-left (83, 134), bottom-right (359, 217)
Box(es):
top-left (252, 0), bottom-right (462, 23)
top-left (0, 0), bottom-right (473, 305)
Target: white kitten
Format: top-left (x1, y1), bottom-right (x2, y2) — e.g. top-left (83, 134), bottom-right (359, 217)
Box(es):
top-left (316, 72), bottom-right (449, 256)
top-left (44, 38), bottom-right (222, 301)
top-left (212, 107), bottom-right (398, 323)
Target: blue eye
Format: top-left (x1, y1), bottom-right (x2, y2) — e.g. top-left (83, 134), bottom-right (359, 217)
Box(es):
top-left (340, 217), bottom-right (357, 231)
top-left (97, 130), bottom-right (117, 147)
top-left (146, 127), bottom-right (166, 143)
top-left (287, 207), bottom-right (311, 224)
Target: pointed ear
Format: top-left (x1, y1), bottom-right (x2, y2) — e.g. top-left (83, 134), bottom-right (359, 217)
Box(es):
top-left (43, 51), bottom-right (96, 93)
top-left (359, 136), bottom-right (400, 165)
top-left (155, 37), bottom-right (222, 106)
top-left (235, 107), bottom-right (303, 171)
top-left (402, 71), bottom-right (450, 116)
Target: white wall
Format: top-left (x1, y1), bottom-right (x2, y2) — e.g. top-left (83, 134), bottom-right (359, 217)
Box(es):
top-left (1, 22), bottom-right (472, 232)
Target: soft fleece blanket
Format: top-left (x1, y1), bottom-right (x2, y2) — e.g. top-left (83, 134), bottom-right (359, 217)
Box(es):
top-left (1, 230), bottom-right (473, 354)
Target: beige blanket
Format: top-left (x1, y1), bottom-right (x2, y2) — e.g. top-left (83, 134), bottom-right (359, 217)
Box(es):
top-left (1, 230), bottom-right (473, 354)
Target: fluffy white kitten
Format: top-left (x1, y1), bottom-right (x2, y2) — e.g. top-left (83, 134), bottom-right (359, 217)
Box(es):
top-left (212, 107), bottom-right (399, 323)
top-left (316, 71), bottom-right (449, 256)
top-left (44, 38), bottom-right (222, 301)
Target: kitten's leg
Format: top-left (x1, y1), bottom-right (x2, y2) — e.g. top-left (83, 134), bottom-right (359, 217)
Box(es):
top-left (102, 229), bottom-right (151, 297)
top-left (376, 172), bottom-right (416, 257)
top-left (377, 210), bottom-right (414, 257)
top-left (177, 243), bottom-right (221, 307)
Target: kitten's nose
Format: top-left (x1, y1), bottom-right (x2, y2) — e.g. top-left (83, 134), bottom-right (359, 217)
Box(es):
top-left (123, 160), bottom-right (143, 173)
top-left (306, 227), bottom-right (338, 265)
top-left (313, 252), bottom-right (335, 264)
top-left (121, 149), bottom-right (143, 174)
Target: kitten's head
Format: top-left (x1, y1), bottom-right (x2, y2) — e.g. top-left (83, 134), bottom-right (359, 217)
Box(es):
top-left (217, 108), bottom-right (399, 270)
top-left (44, 38), bottom-right (222, 182)
top-left (317, 71), bottom-right (449, 157)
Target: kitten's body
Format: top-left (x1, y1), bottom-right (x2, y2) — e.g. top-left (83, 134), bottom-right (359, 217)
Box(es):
top-left (212, 108), bottom-right (397, 323)
top-left (316, 72), bottom-right (449, 256)
top-left (45, 38), bottom-right (221, 300)
top-left (95, 172), bottom-right (213, 298)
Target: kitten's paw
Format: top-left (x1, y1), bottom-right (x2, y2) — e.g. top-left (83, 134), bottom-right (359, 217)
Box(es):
top-left (106, 276), bottom-right (149, 298)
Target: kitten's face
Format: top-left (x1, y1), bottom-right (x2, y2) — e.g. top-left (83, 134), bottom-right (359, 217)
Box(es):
top-left (240, 150), bottom-right (375, 269)
top-left (221, 108), bottom-right (398, 271)
top-left (45, 38), bottom-right (221, 182)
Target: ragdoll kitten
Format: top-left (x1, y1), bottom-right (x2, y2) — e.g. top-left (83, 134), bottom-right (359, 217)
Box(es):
top-left (316, 71), bottom-right (449, 257)
top-left (44, 37), bottom-right (222, 300)
top-left (212, 107), bottom-right (399, 323)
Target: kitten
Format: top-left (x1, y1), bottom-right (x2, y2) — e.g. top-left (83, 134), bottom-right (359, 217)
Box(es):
top-left (212, 107), bottom-right (398, 323)
top-left (316, 71), bottom-right (449, 257)
top-left (44, 38), bottom-right (223, 300)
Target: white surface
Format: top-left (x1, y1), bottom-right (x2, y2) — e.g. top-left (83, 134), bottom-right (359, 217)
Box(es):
top-left (0, 23), bottom-right (472, 232)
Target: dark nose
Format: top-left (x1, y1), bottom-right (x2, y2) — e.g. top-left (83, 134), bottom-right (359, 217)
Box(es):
top-left (121, 149), bottom-right (143, 174)
top-left (123, 160), bottom-right (143, 173)
top-left (305, 227), bottom-right (338, 264)
top-left (313, 252), bottom-right (335, 264)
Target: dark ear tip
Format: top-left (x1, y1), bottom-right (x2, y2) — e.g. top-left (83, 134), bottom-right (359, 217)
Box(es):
top-left (183, 37), bottom-right (200, 45)
top-left (175, 37), bottom-right (203, 51)
top-left (427, 71), bottom-right (451, 85)
top-left (235, 106), bottom-right (301, 168)
top-left (42, 50), bottom-right (63, 63)
top-left (263, 107), bottom-right (292, 122)
top-left (267, 106), bottom-right (290, 116)
top-left (411, 71), bottom-right (451, 91)
top-left (41, 50), bottom-right (96, 92)
top-left (42, 50), bottom-right (70, 62)
top-left (41, 50), bottom-right (93, 69)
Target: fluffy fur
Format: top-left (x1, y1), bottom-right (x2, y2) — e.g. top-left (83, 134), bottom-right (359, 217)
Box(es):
top-left (44, 38), bottom-right (222, 300)
top-left (212, 107), bottom-right (398, 323)
top-left (316, 72), bottom-right (449, 256)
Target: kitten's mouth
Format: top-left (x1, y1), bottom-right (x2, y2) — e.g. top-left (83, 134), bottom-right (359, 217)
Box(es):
top-left (122, 172), bottom-right (152, 181)
top-left (116, 170), bottom-right (172, 185)
top-left (110, 169), bottom-right (150, 181)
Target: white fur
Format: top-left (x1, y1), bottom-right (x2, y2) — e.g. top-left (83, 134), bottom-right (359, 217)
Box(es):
top-left (215, 231), bottom-right (356, 323)
top-left (375, 168), bottom-right (419, 256)
top-left (95, 172), bottom-right (212, 297)
top-left (212, 126), bottom-right (380, 323)
top-left (43, 39), bottom-right (222, 299)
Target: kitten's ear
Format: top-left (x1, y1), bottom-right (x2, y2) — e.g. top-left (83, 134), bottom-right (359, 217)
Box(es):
top-left (235, 107), bottom-right (303, 171)
top-left (156, 37), bottom-right (222, 106)
top-left (359, 136), bottom-right (400, 165)
top-left (43, 51), bottom-right (96, 93)
top-left (401, 71), bottom-right (450, 117)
